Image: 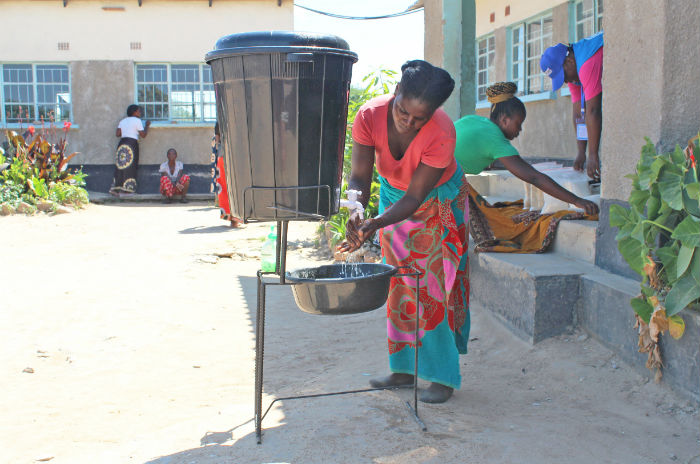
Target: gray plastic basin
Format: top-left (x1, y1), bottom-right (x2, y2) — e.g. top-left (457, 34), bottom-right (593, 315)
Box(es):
top-left (285, 263), bottom-right (398, 315)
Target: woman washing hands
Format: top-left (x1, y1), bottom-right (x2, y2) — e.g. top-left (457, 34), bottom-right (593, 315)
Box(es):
top-left (338, 60), bottom-right (469, 404)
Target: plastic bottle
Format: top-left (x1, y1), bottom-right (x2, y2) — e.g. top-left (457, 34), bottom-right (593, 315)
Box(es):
top-left (260, 225), bottom-right (277, 272)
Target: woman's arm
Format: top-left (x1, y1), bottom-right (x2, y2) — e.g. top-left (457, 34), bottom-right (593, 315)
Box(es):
top-left (572, 101), bottom-right (587, 172)
top-left (371, 162), bottom-right (444, 228)
top-left (500, 155), bottom-right (599, 215)
top-left (340, 142), bottom-right (375, 252)
top-left (340, 162), bottom-right (445, 252)
top-left (584, 93), bottom-right (602, 180)
top-left (116, 128), bottom-right (122, 138)
top-left (138, 120), bottom-right (151, 138)
top-left (347, 141), bottom-right (375, 207)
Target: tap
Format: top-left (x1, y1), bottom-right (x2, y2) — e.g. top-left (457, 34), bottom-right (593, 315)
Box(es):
top-left (339, 189), bottom-right (364, 220)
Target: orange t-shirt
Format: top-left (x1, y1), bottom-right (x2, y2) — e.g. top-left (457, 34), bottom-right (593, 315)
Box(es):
top-left (352, 94), bottom-right (457, 191)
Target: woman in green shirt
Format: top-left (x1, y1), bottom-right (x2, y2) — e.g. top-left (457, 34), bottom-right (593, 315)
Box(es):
top-left (454, 82), bottom-right (598, 215)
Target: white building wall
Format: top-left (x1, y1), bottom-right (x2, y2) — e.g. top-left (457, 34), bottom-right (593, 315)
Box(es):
top-left (0, 0), bottom-right (293, 194)
top-left (0, 0), bottom-right (293, 62)
top-left (475, 0), bottom-right (563, 37)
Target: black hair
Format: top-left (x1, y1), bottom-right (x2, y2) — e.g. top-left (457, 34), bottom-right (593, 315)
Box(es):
top-left (486, 82), bottom-right (526, 123)
top-left (126, 104), bottom-right (141, 117)
top-left (167, 148), bottom-right (177, 155)
top-left (398, 60), bottom-right (455, 112)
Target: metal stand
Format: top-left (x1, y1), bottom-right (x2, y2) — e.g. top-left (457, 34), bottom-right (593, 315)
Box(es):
top-left (253, 219), bottom-right (426, 444)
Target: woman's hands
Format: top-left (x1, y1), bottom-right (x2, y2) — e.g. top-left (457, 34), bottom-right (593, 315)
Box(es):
top-left (337, 216), bottom-right (383, 253)
top-left (572, 197), bottom-right (599, 216)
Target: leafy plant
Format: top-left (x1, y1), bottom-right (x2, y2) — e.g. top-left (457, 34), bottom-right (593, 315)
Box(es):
top-left (325, 68), bottom-right (398, 246)
top-left (610, 135), bottom-right (699, 380)
top-left (1, 125), bottom-right (88, 209)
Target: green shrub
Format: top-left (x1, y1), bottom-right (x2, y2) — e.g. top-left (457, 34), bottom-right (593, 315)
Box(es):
top-left (0, 128), bottom-right (89, 209)
top-left (610, 134), bottom-right (699, 380)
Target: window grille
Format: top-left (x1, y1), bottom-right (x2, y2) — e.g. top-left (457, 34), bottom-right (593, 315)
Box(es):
top-left (509, 13), bottom-right (553, 95)
top-left (1, 63), bottom-right (72, 124)
top-left (476, 35), bottom-right (495, 102)
top-left (136, 63), bottom-right (215, 123)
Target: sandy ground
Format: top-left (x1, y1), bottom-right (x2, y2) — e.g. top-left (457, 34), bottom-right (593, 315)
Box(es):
top-left (1, 202), bottom-right (698, 464)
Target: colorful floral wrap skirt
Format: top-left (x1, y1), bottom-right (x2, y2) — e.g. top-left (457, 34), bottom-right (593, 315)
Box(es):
top-left (379, 168), bottom-right (470, 389)
top-left (159, 175), bottom-right (190, 198)
top-left (112, 137), bottom-right (139, 193)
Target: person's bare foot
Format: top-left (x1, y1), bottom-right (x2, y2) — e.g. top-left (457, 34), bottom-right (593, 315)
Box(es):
top-left (369, 373), bottom-right (414, 388)
top-left (419, 382), bottom-right (453, 403)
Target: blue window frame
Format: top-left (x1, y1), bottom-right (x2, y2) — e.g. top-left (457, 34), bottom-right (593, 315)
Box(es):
top-left (136, 63), bottom-right (215, 123)
top-left (1, 63), bottom-right (72, 124)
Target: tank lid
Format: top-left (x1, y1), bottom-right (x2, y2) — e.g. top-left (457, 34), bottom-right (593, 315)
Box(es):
top-left (206, 31), bottom-right (358, 62)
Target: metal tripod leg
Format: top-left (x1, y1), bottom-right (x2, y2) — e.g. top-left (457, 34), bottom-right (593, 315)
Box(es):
top-left (254, 270), bottom-right (267, 444)
top-left (404, 271), bottom-right (427, 431)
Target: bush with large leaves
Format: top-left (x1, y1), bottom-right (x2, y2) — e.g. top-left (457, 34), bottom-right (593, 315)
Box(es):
top-left (610, 135), bottom-right (699, 380)
top-left (0, 127), bottom-right (88, 209)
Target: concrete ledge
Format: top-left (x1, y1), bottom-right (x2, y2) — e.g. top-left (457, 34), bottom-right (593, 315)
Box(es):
top-left (466, 170), bottom-right (524, 200)
top-left (578, 270), bottom-right (700, 402)
top-left (81, 164), bottom-right (214, 196)
top-left (470, 251), bottom-right (593, 344)
top-left (88, 191), bottom-right (214, 204)
top-left (551, 220), bottom-right (598, 263)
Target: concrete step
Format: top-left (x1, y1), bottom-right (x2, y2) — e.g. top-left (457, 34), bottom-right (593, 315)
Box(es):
top-left (469, 246), bottom-right (700, 401)
top-left (469, 250), bottom-right (595, 344)
top-left (551, 219), bottom-right (598, 263)
top-left (466, 170), bottom-right (524, 200)
top-left (467, 170), bottom-right (599, 264)
top-left (578, 268), bottom-right (700, 402)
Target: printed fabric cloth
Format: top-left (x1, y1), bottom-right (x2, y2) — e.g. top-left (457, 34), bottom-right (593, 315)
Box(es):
top-left (159, 175), bottom-right (190, 198)
top-left (210, 137), bottom-right (235, 222)
top-left (467, 185), bottom-right (596, 253)
top-left (111, 137), bottom-right (139, 193)
top-left (379, 168), bottom-right (470, 390)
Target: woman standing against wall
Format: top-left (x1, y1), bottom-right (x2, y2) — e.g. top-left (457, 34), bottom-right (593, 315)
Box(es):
top-left (110, 104), bottom-right (150, 196)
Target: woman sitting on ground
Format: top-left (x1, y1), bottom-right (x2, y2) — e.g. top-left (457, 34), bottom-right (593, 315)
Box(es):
top-left (159, 148), bottom-right (190, 203)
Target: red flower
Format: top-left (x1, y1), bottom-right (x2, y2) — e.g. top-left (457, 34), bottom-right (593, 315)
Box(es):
top-left (691, 152), bottom-right (697, 169)
top-left (28, 126), bottom-right (35, 136)
top-left (63, 121), bottom-right (72, 132)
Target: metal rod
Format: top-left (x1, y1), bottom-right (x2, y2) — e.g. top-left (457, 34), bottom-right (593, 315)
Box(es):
top-left (279, 221), bottom-right (288, 284)
top-left (405, 401), bottom-right (428, 431)
top-left (261, 385), bottom-right (411, 422)
top-left (413, 271), bottom-right (420, 415)
top-left (275, 220), bottom-right (282, 274)
top-left (254, 272), bottom-right (267, 445)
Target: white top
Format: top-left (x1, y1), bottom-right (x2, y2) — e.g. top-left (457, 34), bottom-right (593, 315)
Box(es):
top-left (117, 116), bottom-right (145, 140)
top-left (159, 160), bottom-right (183, 181)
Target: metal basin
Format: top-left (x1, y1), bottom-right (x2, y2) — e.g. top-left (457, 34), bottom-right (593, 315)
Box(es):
top-left (285, 263), bottom-right (397, 315)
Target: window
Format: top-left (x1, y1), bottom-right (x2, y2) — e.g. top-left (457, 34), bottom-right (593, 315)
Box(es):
top-left (136, 63), bottom-right (215, 123)
top-left (509, 13), bottom-right (553, 96)
top-left (573, 0), bottom-right (603, 42)
top-left (1, 64), bottom-right (71, 124)
top-left (476, 35), bottom-right (495, 102)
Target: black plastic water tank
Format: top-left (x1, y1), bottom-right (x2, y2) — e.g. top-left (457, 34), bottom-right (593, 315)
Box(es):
top-left (206, 31), bottom-right (358, 222)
